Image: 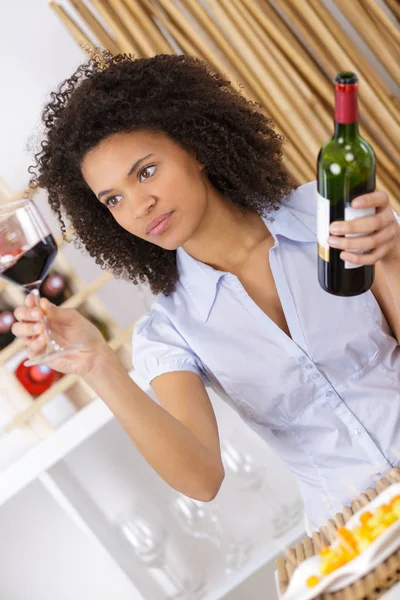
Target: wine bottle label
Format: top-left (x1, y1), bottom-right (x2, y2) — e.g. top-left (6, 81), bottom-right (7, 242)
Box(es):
top-left (317, 193), bottom-right (330, 262)
top-left (344, 205), bottom-right (376, 270)
top-left (317, 193), bottom-right (376, 270)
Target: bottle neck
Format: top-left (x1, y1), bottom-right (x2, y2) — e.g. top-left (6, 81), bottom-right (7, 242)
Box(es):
top-left (334, 82), bottom-right (359, 140)
top-left (333, 122), bottom-right (359, 139)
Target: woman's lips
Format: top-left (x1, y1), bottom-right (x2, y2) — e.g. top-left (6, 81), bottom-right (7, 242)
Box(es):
top-left (146, 211), bottom-right (174, 236)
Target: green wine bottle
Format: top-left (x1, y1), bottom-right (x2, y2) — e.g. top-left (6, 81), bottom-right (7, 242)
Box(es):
top-left (317, 72), bottom-right (376, 296)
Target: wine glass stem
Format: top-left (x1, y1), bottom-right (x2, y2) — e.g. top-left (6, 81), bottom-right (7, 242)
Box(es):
top-left (31, 288), bottom-right (52, 346)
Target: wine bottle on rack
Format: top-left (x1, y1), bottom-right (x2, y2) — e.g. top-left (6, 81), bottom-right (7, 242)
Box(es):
top-left (40, 272), bottom-right (110, 341)
top-left (39, 270), bottom-right (73, 306)
top-left (15, 359), bottom-right (61, 397)
top-left (317, 72), bottom-right (376, 296)
top-left (0, 299), bottom-right (17, 351)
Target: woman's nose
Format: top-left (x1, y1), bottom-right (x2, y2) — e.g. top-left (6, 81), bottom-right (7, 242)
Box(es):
top-left (132, 195), bottom-right (156, 219)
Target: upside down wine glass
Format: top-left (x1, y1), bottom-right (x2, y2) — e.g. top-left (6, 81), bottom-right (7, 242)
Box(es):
top-left (0, 197), bottom-right (84, 366)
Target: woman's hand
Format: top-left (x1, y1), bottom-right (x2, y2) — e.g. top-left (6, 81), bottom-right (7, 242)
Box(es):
top-left (328, 190), bottom-right (400, 266)
top-left (12, 293), bottom-right (109, 376)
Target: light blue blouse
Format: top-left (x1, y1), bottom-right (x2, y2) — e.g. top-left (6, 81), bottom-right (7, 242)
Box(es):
top-left (133, 181), bottom-right (400, 530)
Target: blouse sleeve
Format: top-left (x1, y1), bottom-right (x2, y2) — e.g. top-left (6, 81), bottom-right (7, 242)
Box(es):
top-left (132, 314), bottom-right (207, 386)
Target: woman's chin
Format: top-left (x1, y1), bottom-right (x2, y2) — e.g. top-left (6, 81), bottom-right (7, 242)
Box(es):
top-left (154, 233), bottom-right (184, 251)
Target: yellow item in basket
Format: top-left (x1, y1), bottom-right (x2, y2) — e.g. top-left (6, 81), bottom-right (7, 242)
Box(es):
top-left (306, 497), bottom-right (400, 587)
top-left (306, 575), bottom-right (320, 587)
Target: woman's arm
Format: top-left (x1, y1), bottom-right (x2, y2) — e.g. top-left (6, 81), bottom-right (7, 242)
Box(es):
top-left (329, 191), bottom-right (400, 343)
top-left (83, 346), bottom-right (225, 500)
top-left (374, 237), bottom-right (400, 344)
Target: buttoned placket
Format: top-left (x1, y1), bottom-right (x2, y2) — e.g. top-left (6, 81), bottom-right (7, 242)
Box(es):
top-left (239, 236), bottom-right (394, 473)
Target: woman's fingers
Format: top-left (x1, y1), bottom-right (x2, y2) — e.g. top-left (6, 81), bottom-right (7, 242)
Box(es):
top-left (11, 321), bottom-right (44, 338)
top-left (26, 335), bottom-right (47, 358)
top-left (14, 306), bottom-right (44, 323)
top-left (31, 335), bottom-right (46, 351)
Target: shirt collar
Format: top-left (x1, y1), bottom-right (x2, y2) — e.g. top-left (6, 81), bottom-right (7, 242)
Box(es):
top-left (177, 246), bottom-right (224, 322)
top-left (176, 188), bottom-right (317, 322)
top-left (267, 184), bottom-right (317, 243)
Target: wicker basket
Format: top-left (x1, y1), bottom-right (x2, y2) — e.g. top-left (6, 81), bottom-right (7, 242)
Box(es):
top-left (276, 466), bottom-right (400, 599)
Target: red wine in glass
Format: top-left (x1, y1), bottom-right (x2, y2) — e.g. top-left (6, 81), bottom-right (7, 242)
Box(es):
top-left (0, 198), bottom-right (84, 366)
top-left (1, 234), bottom-right (57, 290)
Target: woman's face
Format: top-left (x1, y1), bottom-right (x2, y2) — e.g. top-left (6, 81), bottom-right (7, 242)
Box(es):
top-left (81, 130), bottom-right (210, 250)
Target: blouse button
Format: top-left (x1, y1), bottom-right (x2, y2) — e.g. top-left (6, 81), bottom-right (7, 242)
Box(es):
top-left (325, 390), bottom-right (334, 397)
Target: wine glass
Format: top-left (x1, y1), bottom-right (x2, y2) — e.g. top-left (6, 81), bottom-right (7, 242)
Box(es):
top-left (171, 494), bottom-right (252, 575)
top-left (0, 197), bottom-right (84, 366)
top-left (115, 504), bottom-right (207, 599)
top-left (220, 440), bottom-right (304, 537)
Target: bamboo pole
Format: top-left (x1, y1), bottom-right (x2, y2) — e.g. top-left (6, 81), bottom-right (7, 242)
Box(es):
top-left (49, 2), bottom-right (95, 55)
top-left (148, 4), bottom-right (201, 57)
top-left (151, 0), bottom-right (232, 72)
top-left (363, 0), bottom-right (400, 48)
top-left (105, 0), bottom-right (159, 56)
top-left (239, 0), bottom-right (333, 106)
top-left (279, 0), bottom-right (400, 169)
top-left (0, 322), bottom-right (135, 435)
top-left (383, 0), bottom-right (400, 21)
top-left (152, 3), bottom-right (314, 184)
top-left (121, 0), bottom-right (174, 55)
top-left (56, 0), bottom-right (398, 197)
top-left (334, 0), bottom-right (400, 86)
top-left (228, 0), bottom-right (330, 141)
top-left (282, 147), bottom-right (312, 186)
top-left (206, 0), bottom-right (321, 166)
top-left (154, 0), bottom-right (321, 182)
top-left (308, 0), bottom-right (400, 124)
top-left (88, 0), bottom-right (140, 54)
top-left (69, 0), bottom-right (119, 55)
top-left (151, 0), bottom-right (317, 176)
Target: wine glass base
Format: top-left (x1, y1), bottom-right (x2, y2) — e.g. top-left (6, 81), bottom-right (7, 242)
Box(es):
top-left (23, 344), bottom-right (85, 367)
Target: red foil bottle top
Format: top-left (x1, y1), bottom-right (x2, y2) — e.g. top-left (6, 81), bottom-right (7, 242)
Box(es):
top-left (334, 82), bottom-right (358, 124)
top-left (16, 360), bottom-right (56, 396)
top-left (30, 365), bottom-right (53, 383)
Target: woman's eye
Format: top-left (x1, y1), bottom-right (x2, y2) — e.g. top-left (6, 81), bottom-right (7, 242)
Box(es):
top-left (138, 165), bottom-right (156, 182)
top-left (105, 195), bottom-right (123, 208)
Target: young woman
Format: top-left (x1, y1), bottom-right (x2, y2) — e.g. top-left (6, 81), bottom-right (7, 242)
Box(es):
top-left (13, 52), bottom-right (400, 532)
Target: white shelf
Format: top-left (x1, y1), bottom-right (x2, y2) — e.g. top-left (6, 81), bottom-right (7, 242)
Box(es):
top-left (0, 368), bottom-right (151, 508)
top-left (207, 521), bottom-right (305, 600)
top-left (0, 368), bottom-right (303, 599)
top-left (0, 396), bottom-right (112, 507)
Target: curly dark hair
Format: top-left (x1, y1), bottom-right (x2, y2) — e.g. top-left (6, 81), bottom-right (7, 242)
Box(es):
top-left (28, 50), bottom-right (296, 295)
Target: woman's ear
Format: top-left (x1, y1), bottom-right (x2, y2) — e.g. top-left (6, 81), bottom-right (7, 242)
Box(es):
top-left (196, 157), bottom-right (206, 171)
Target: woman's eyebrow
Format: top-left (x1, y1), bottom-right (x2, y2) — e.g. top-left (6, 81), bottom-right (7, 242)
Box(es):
top-left (97, 153), bottom-right (154, 200)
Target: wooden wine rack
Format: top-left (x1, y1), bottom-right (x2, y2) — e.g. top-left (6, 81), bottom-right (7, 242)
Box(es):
top-left (0, 179), bottom-right (136, 461)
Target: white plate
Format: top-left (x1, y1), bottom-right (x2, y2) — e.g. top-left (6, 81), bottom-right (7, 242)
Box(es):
top-left (282, 483), bottom-right (400, 600)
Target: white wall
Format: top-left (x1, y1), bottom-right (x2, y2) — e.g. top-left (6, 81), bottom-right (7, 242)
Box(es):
top-left (0, 1), bottom-right (88, 192)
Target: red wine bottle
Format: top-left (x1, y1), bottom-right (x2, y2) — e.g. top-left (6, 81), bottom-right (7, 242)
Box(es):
top-left (317, 72), bottom-right (376, 296)
top-left (15, 359), bottom-right (59, 397)
top-left (39, 272), bottom-right (110, 341)
top-left (0, 308), bottom-right (16, 350)
top-left (40, 271), bottom-right (73, 306)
